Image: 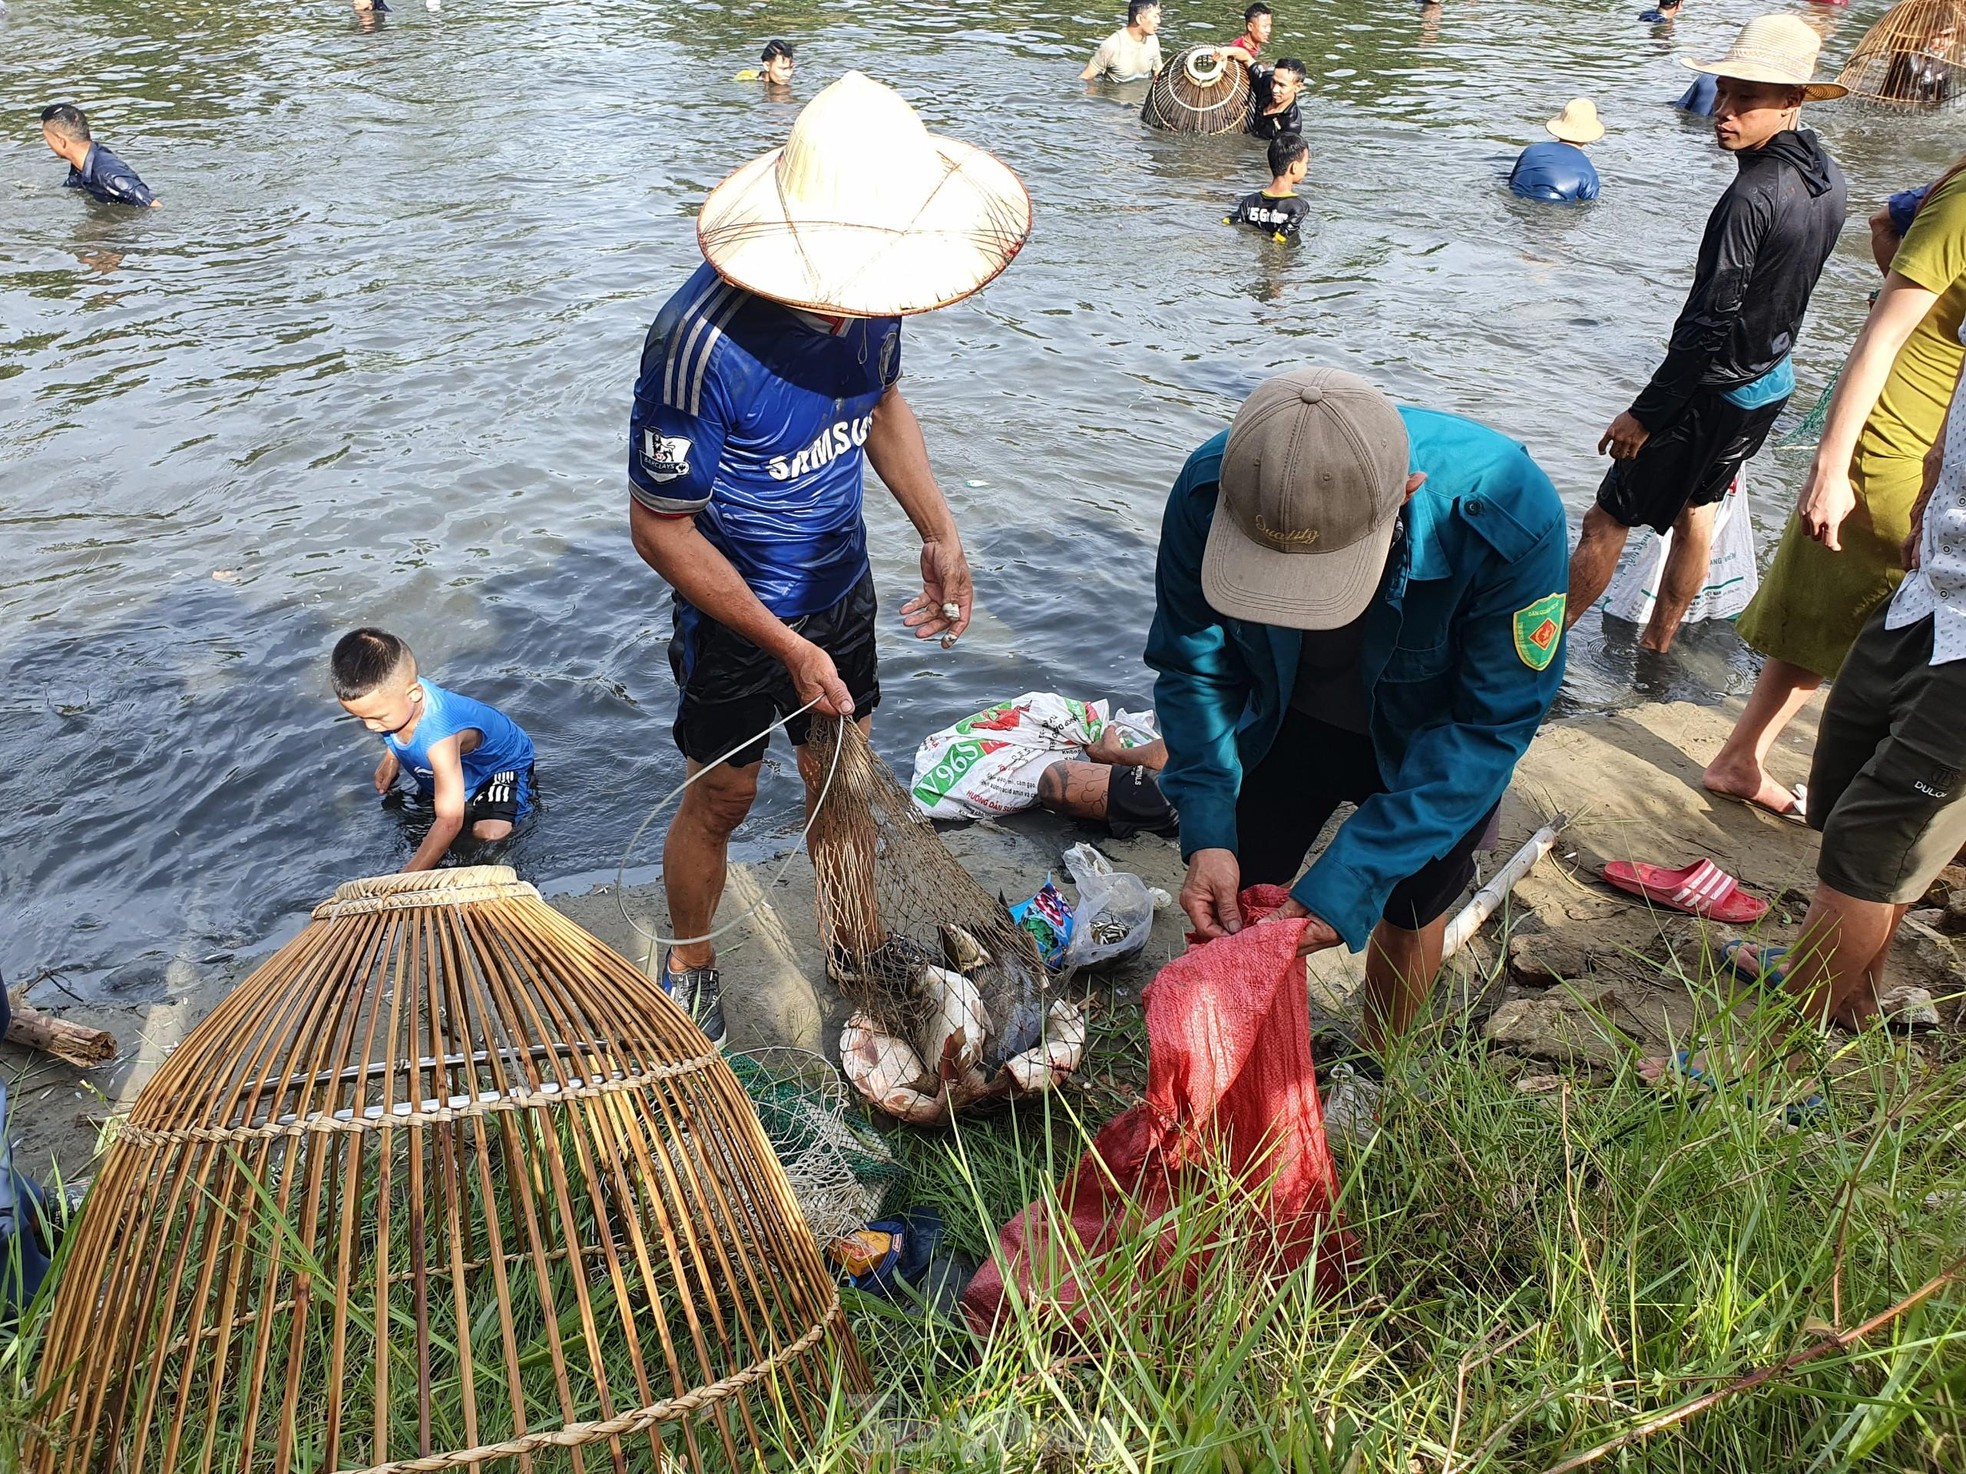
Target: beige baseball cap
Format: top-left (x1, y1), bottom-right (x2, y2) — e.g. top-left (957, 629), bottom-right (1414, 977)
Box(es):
top-left (1201, 367), bottom-right (1411, 630)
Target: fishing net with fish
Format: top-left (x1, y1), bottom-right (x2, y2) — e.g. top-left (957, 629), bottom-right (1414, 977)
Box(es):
top-left (804, 717), bottom-right (1084, 1123)
top-left (1836, 0), bottom-right (1966, 109)
top-left (1141, 46), bottom-right (1255, 134)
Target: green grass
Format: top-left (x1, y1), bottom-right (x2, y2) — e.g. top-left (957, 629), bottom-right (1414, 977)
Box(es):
top-left (2, 963), bottom-right (1964, 1473)
top-left (818, 973), bottom-right (1966, 1473)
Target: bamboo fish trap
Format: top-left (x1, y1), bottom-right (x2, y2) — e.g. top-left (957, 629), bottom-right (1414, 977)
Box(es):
top-left (31, 867), bottom-right (865, 1474)
top-left (1835, 0), bottom-right (1966, 108)
top-left (1142, 46), bottom-right (1255, 134)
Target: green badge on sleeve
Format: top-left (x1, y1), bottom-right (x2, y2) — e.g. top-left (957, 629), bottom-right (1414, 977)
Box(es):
top-left (1513, 594), bottom-right (1565, 670)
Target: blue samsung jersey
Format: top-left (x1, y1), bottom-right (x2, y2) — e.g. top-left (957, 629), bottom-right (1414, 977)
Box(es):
top-left (1508, 142), bottom-right (1600, 204)
top-left (628, 261), bottom-right (903, 619)
top-left (383, 679), bottom-right (536, 810)
top-left (63, 144), bottom-right (155, 207)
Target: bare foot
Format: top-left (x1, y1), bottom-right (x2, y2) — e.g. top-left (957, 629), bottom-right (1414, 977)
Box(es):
top-left (1701, 758), bottom-right (1806, 821)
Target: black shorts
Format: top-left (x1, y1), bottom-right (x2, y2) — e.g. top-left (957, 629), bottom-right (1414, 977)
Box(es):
top-left (668, 570), bottom-right (882, 768)
top-left (1594, 388), bottom-right (1787, 536)
top-left (1235, 707), bottom-right (1495, 931)
top-left (464, 765), bottom-right (535, 825)
top-left (1106, 766), bottom-right (1179, 840)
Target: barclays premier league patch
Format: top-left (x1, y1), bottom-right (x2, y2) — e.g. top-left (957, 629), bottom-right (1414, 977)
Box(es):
top-left (640, 430), bottom-right (692, 483)
top-left (1513, 594), bottom-right (1565, 670)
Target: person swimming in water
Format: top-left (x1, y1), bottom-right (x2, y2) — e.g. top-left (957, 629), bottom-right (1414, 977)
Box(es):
top-left (39, 104), bottom-right (158, 208)
top-left (1082, 0), bottom-right (1164, 82)
top-left (1508, 98), bottom-right (1604, 203)
top-left (737, 40), bottom-right (797, 86)
top-left (1225, 132), bottom-right (1312, 242)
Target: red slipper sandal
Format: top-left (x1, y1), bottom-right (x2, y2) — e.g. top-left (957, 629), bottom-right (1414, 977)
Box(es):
top-left (1600, 858), bottom-right (1768, 923)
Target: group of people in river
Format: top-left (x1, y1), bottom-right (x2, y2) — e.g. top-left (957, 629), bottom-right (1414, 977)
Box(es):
top-left (34, 2), bottom-right (1966, 1117)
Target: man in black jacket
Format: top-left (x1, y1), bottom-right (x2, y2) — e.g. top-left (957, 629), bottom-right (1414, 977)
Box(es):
top-left (1567, 15), bottom-right (1847, 653)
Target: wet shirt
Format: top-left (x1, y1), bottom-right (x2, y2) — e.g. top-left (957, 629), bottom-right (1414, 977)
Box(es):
top-left (1676, 74), bottom-right (1718, 114)
top-left (1246, 69), bottom-right (1302, 140)
top-left (1629, 129), bottom-right (1846, 429)
top-left (383, 680), bottom-right (536, 799)
top-left (628, 260), bottom-right (903, 619)
top-left (1508, 142), bottom-right (1600, 204)
top-left (1086, 26), bottom-right (1162, 80)
top-left (1225, 189), bottom-right (1310, 242)
top-left (62, 144), bottom-right (155, 207)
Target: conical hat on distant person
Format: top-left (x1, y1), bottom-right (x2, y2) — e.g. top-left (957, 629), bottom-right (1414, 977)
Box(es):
top-left (1683, 13), bottom-right (1850, 100)
top-left (696, 71), bottom-right (1033, 317)
top-left (1545, 98), bottom-right (1605, 143)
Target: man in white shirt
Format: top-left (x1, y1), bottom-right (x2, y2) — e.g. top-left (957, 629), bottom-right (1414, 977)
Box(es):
top-left (1082, 0), bottom-right (1164, 82)
top-left (1697, 328), bottom-right (1966, 1036)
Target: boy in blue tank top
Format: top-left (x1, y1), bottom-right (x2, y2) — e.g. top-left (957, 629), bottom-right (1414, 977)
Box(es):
top-left (331, 628), bottom-right (537, 872)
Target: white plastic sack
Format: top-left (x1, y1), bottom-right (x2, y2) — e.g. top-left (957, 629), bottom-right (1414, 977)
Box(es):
top-left (1060, 843), bottom-right (1156, 971)
top-left (909, 694), bottom-right (1160, 820)
top-left (1598, 470), bottom-right (1759, 626)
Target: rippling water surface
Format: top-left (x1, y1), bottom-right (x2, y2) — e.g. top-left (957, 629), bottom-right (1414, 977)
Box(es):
top-left (1, 0), bottom-right (1956, 994)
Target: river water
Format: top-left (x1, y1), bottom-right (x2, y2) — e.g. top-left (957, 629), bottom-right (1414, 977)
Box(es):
top-left (1, 0), bottom-right (1957, 996)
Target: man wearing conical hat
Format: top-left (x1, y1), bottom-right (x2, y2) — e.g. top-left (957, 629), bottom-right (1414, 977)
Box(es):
top-left (1567, 15), bottom-right (1847, 656)
top-left (1508, 99), bottom-right (1604, 204)
top-left (627, 72), bottom-right (1030, 1046)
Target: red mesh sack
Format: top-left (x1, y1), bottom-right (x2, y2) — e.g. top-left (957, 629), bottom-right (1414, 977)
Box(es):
top-left (962, 887), bottom-right (1352, 1337)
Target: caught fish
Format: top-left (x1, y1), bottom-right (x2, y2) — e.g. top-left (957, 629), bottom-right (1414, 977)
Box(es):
top-left (840, 1013), bottom-right (946, 1125)
top-left (914, 963), bottom-right (989, 1080)
top-left (1001, 999), bottom-right (1086, 1095)
top-left (941, 921), bottom-right (1048, 1071)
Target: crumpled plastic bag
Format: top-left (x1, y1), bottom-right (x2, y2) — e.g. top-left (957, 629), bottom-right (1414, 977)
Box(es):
top-left (1059, 842), bottom-right (1155, 972)
top-left (962, 888), bottom-right (1352, 1339)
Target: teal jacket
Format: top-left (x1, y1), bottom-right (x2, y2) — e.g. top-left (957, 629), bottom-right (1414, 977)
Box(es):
top-left (1145, 407), bottom-right (1569, 951)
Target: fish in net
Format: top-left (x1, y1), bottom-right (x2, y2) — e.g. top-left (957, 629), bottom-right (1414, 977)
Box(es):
top-left (805, 716), bottom-right (1086, 1124)
top-left (1141, 46), bottom-right (1255, 134)
top-left (1835, 0), bottom-right (1966, 109)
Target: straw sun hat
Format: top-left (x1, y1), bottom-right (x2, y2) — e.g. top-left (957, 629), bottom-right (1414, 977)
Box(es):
top-left (696, 71), bottom-right (1033, 317)
top-left (1683, 13), bottom-right (1850, 100)
top-left (1545, 98), bottom-right (1605, 144)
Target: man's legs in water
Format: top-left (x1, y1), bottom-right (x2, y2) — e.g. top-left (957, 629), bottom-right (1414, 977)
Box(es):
top-left (1641, 501), bottom-right (1717, 653)
top-left (1565, 504), bottom-right (1633, 629)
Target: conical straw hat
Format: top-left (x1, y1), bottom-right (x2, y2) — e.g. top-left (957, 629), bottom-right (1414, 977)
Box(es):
top-left (1546, 97), bottom-right (1605, 143)
top-left (1683, 13), bottom-right (1850, 100)
top-left (697, 71), bottom-right (1033, 317)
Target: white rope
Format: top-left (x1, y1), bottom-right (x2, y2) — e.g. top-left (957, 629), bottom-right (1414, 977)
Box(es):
top-left (612, 696), bottom-right (848, 960)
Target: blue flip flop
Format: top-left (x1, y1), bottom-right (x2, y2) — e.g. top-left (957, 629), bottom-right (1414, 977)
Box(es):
top-left (1721, 939), bottom-right (1789, 988)
top-left (1660, 1048), bottom-right (1828, 1129)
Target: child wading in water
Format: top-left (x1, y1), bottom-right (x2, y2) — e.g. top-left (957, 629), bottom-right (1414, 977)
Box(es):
top-left (1225, 132), bottom-right (1311, 242)
top-left (331, 628), bottom-right (537, 872)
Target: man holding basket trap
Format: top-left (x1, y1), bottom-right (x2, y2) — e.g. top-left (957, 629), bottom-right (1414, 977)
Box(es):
top-left (626, 72), bottom-right (1031, 1045)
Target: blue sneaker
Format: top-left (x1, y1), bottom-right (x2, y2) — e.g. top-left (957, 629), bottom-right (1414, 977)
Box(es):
top-left (661, 950), bottom-right (727, 1048)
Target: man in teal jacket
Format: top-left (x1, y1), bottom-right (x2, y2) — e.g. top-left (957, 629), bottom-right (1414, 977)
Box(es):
top-left (1147, 368), bottom-right (1569, 1053)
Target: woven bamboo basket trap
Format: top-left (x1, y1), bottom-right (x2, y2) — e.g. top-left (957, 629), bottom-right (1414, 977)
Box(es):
top-left (30, 867), bottom-right (866, 1474)
top-left (1141, 45), bottom-right (1254, 133)
top-left (1835, 0), bottom-right (1966, 108)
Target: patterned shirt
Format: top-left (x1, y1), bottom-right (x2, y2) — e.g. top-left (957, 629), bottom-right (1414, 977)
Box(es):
top-left (1887, 320), bottom-right (1966, 665)
top-left (1225, 189), bottom-right (1310, 242)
